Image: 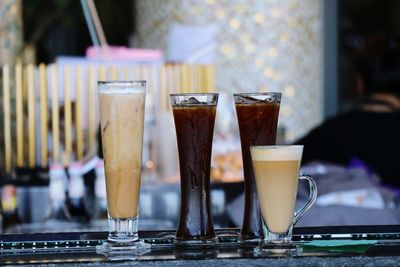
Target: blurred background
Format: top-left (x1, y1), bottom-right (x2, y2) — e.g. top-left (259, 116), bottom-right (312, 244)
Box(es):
top-left (0, 0), bottom-right (400, 234)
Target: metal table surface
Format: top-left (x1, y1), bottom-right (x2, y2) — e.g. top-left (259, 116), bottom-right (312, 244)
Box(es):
top-left (2, 226), bottom-right (400, 266)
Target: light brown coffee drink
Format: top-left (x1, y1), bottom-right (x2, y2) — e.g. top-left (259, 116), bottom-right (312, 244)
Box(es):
top-left (251, 146), bottom-right (302, 233)
top-left (99, 87), bottom-right (145, 219)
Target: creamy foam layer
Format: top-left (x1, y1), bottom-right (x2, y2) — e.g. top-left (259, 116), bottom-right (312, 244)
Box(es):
top-left (99, 88), bottom-right (145, 94)
top-left (250, 145), bottom-right (303, 161)
top-left (99, 81), bottom-right (146, 94)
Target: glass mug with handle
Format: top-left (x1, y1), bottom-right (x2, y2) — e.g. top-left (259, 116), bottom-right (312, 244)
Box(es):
top-left (250, 145), bottom-right (317, 255)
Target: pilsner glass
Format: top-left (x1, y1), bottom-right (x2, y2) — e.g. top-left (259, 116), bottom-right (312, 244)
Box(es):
top-left (171, 93), bottom-right (218, 246)
top-left (251, 145), bottom-right (317, 255)
top-left (96, 81), bottom-right (150, 254)
top-left (234, 92), bottom-right (281, 243)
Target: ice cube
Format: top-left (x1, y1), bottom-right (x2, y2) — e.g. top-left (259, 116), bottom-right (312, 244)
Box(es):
top-left (180, 97), bottom-right (206, 106)
top-left (235, 95), bottom-right (258, 104)
top-left (183, 97), bottom-right (201, 104)
top-left (234, 94), bottom-right (279, 104)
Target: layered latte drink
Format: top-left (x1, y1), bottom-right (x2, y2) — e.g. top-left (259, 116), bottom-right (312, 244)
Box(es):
top-left (251, 146), bottom-right (302, 233)
top-left (250, 145), bottom-right (317, 255)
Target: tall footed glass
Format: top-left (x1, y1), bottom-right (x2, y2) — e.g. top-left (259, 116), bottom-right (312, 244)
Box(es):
top-left (96, 81), bottom-right (150, 255)
top-left (234, 92), bottom-right (281, 243)
top-left (250, 145), bottom-right (317, 255)
top-left (171, 93), bottom-right (218, 247)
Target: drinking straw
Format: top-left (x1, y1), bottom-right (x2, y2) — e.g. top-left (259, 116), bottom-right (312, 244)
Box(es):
top-left (76, 65), bottom-right (83, 160)
top-left (111, 65), bottom-right (118, 80)
top-left (99, 65), bottom-right (106, 81)
top-left (80, 0), bottom-right (99, 47)
top-left (88, 65), bottom-right (96, 151)
top-left (188, 64), bottom-right (196, 93)
top-left (64, 65), bottom-right (72, 165)
top-left (149, 65), bottom-right (156, 106)
top-left (141, 65), bottom-right (148, 86)
top-left (123, 65), bottom-right (129, 80)
top-left (87, 0), bottom-right (108, 46)
top-left (27, 64), bottom-right (36, 168)
top-left (80, 0), bottom-right (108, 47)
top-left (133, 64), bottom-right (140, 80)
top-left (51, 64), bottom-right (60, 163)
top-left (159, 65), bottom-right (166, 112)
top-left (208, 64), bottom-right (216, 92)
top-left (167, 64), bottom-right (174, 109)
top-left (3, 64), bottom-right (11, 173)
top-left (16, 63), bottom-right (24, 167)
top-left (195, 64), bottom-right (201, 93)
top-left (198, 64), bottom-right (205, 92)
top-left (39, 63), bottom-right (48, 167)
top-left (181, 64), bottom-right (189, 93)
top-left (173, 64), bottom-right (181, 93)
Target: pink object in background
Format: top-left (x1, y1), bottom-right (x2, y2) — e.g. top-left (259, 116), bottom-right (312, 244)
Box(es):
top-left (86, 46), bottom-right (163, 61)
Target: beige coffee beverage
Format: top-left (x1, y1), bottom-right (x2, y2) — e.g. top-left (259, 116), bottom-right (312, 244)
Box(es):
top-left (99, 84), bottom-right (145, 219)
top-left (251, 146), bottom-right (303, 233)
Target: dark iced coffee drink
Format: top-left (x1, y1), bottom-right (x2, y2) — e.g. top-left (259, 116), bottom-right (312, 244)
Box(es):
top-left (171, 93), bottom-right (218, 246)
top-left (234, 92), bottom-right (281, 243)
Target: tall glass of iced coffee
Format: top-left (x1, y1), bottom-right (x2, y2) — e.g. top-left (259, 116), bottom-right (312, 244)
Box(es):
top-left (96, 81), bottom-right (150, 253)
top-left (234, 92), bottom-right (281, 244)
top-left (171, 93), bottom-right (218, 246)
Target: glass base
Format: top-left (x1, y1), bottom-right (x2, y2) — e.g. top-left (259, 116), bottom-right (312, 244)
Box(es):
top-left (174, 247), bottom-right (219, 259)
top-left (96, 240), bottom-right (151, 256)
top-left (238, 231), bottom-right (263, 246)
top-left (254, 242), bottom-right (302, 256)
top-left (96, 215), bottom-right (151, 259)
top-left (106, 216), bottom-right (139, 243)
top-left (238, 236), bottom-right (262, 246)
top-left (174, 236), bottom-right (218, 248)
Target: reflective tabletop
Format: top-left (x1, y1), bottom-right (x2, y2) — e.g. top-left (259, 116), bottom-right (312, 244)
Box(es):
top-left (2, 226), bottom-right (400, 265)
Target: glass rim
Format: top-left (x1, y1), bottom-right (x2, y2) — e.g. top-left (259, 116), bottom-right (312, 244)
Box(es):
top-left (250, 145), bottom-right (303, 150)
top-left (233, 92), bottom-right (282, 97)
top-left (98, 80), bottom-right (146, 87)
top-left (170, 93), bottom-right (218, 106)
top-left (250, 145), bottom-right (303, 161)
top-left (170, 93), bottom-right (219, 97)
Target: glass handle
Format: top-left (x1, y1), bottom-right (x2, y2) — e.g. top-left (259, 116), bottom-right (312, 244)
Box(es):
top-left (293, 175), bottom-right (317, 225)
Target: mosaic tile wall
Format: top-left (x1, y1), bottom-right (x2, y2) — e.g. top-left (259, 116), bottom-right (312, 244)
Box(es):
top-left (135, 0), bottom-right (323, 141)
top-left (0, 0), bottom-right (23, 65)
